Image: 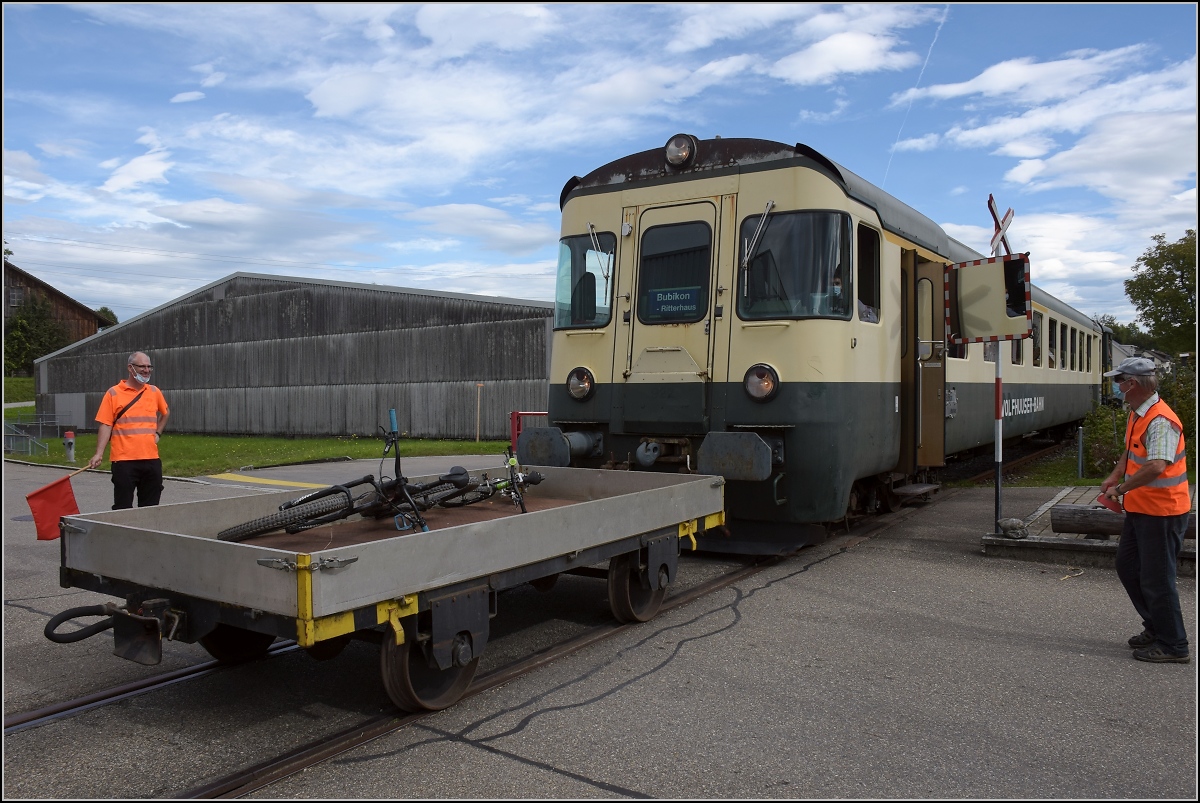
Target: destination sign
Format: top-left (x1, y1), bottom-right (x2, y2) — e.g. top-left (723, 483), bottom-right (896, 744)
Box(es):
top-left (646, 286), bottom-right (702, 319)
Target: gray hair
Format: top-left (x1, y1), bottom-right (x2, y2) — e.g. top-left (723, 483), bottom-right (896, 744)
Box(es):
top-left (127, 351), bottom-right (149, 366)
top-left (1126, 373), bottom-right (1158, 393)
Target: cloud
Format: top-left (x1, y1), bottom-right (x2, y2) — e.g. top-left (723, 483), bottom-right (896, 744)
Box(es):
top-left (407, 204), bottom-right (557, 255)
top-left (170, 91), bottom-right (206, 103)
top-left (891, 46), bottom-right (1146, 107)
top-left (893, 133), bottom-right (940, 152)
top-left (101, 150), bottom-right (174, 193)
top-left (413, 4), bottom-right (558, 58)
top-left (665, 5), bottom-right (817, 53)
top-left (770, 31), bottom-right (920, 86)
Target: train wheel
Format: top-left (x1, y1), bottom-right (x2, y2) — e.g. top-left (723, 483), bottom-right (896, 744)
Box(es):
top-left (608, 552), bottom-right (666, 623)
top-left (380, 618), bottom-right (479, 712)
top-left (199, 624), bottom-right (276, 663)
top-left (879, 481), bottom-right (901, 513)
top-left (305, 633), bottom-right (351, 661)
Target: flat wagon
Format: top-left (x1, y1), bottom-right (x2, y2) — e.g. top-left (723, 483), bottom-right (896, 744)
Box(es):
top-left (48, 466), bottom-right (724, 712)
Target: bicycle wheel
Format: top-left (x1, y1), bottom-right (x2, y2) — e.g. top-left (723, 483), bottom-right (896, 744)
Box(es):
top-left (217, 493), bottom-right (351, 542)
top-left (436, 486), bottom-right (495, 508)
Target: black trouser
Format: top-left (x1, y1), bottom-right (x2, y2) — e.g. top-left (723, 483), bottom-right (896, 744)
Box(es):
top-left (111, 459), bottom-right (164, 509)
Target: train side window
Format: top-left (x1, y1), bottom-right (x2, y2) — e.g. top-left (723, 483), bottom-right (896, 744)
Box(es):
top-left (738, 210), bottom-right (852, 320)
top-left (637, 221), bottom-right (711, 325)
top-left (984, 341), bottom-right (997, 362)
top-left (1087, 335), bottom-right (1093, 372)
top-left (1070, 327), bottom-right (1077, 370)
top-left (1047, 317), bottom-right (1057, 369)
top-left (1012, 337), bottom-right (1023, 365)
top-left (1032, 311), bottom-right (1043, 366)
top-left (554, 231), bottom-right (616, 329)
top-left (856, 224), bottom-right (880, 323)
top-left (1060, 322), bottom-right (1068, 369)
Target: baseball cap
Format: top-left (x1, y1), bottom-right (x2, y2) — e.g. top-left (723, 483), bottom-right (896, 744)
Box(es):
top-left (1103, 356), bottom-right (1156, 377)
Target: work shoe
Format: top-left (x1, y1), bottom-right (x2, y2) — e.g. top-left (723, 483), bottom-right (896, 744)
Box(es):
top-left (1132, 646), bottom-right (1190, 664)
top-left (1127, 630), bottom-right (1156, 648)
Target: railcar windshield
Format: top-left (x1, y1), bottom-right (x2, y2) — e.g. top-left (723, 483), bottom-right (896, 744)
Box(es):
top-left (738, 211), bottom-right (852, 320)
top-left (554, 232), bottom-right (615, 328)
top-left (636, 221), bottom-right (712, 324)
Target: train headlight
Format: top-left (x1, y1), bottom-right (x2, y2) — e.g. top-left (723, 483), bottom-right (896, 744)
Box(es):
top-left (664, 134), bottom-right (698, 168)
top-left (566, 367), bottom-right (595, 401)
top-left (743, 364), bottom-right (779, 402)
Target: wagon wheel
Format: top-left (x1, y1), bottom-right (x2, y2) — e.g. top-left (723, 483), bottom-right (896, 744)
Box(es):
top-left (607, 551), bottom-right (666, 624)
top-left (305, 633), bottom-right (352, 661)
top-left (380, 617), bottom-right (479, 712)
top-left (199, 624), bottom-right (276, 663)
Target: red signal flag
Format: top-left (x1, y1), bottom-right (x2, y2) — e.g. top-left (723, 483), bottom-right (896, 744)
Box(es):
top-left (26, 470), bottom-right (84, 541)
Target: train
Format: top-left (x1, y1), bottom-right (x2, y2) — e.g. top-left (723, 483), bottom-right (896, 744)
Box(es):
top-left (517, 135), bottom-right (1108, 553)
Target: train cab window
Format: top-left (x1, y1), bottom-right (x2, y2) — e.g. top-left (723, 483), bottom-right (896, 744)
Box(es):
top-left (1047, 317), bottom-right (1057, 369)
top-left (1060, 322), bottom-right (1068, 369)
top-left (1032, 311), bottom-right (1043, 366)
top-left (856, 225), bottom-right (881, 323)
top-left (554, 231), bottom-right (616, 329)
top-left (637, 221), bottom-right (712, 324)
top-left (738, 210), bottom-right (852, 320)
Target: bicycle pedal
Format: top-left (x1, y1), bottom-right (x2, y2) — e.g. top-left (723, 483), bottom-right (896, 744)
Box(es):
top-left (393, 514), bottom-right (414, 531)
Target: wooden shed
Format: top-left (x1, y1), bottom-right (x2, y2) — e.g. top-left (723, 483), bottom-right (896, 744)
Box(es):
top-left (34, 273), bottom-right (552, 440)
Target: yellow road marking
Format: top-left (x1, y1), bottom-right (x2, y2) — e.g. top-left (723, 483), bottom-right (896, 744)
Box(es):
top-left (208, 473), bottom-right (326, 488)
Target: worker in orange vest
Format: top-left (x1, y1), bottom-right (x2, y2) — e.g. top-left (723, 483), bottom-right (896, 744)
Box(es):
top-left (1102, 356), bottom-right (1190, 664)
top-left (88, 351), bottom-right (170, 509)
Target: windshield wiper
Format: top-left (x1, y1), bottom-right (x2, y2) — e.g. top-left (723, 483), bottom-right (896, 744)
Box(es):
top-left (741, 200), bottom-right (775, 297)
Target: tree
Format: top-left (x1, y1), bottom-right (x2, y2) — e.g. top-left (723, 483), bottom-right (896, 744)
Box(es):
top-left (1124, 230), bottom-right (1196, 356)
top-left (95, 306), bottom-right (119, 327)
top-left (3, 296), bottom-right (71, 376)
top-left (1091, 314), bottom-right (1158, 351)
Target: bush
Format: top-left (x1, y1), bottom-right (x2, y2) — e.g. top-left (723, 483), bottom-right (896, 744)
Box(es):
top-left (1083, 362), bottom-right (1197, 479)
top-left (1082, 401), bottom-right (1126, 479)
top-left (1159, 362), bottom-right (1196, 470)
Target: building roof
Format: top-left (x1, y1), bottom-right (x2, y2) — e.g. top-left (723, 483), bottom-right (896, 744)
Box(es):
top-left (3, 260), bottom-right (112, 326)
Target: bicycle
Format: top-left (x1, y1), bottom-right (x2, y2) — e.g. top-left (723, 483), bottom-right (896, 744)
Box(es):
top-left (217, 410), bottom-right (475, 542)
top-left (439, 448), bottom-right (545, 513)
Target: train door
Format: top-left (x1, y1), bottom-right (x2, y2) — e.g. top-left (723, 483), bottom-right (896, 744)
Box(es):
top-left (897, 249), bottom-right (947, 472)
top-left (622, 200), bottom-right (721, 433)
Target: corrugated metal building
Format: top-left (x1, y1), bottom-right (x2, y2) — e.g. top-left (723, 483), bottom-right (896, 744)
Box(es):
top-left (34, 273), bottom-right (552, 440)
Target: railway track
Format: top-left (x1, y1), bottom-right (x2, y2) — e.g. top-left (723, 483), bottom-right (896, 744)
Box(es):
top-left (2, 641), bottom-right (301, 735)
top-left (177, 505), bottom-right (927, 799)
top-left (6, 504), bottom-right (928, 799)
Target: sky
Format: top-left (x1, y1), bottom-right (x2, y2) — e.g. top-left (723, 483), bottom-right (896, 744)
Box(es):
top-left (3, 3), bottom-right (1196, 326)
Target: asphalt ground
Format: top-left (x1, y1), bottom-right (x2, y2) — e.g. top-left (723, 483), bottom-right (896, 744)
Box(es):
top-left (3, 460), bottom-right (1196, 799)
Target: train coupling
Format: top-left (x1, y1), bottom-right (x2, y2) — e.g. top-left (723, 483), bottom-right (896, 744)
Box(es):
top-left (44, 599), bottom-right (184, 666)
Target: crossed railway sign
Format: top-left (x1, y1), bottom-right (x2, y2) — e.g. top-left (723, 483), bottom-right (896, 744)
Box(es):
top-left (988, 194), bottom-right (1013, 257)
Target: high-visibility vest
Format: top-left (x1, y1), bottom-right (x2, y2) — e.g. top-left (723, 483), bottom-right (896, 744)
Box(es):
top-left (1123, 398), bottom-right (1190, 516)
top-left (97, 383), bottom-right (168, 462)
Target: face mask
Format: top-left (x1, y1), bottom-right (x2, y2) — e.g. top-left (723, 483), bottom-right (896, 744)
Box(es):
top-left (133, 372), bottom-right (150, 384)
top-left (832, 286), bottom-right (842, 297)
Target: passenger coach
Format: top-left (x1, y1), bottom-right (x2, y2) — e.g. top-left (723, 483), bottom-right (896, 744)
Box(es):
top-left (518, 136), bottom-right (1104, 552)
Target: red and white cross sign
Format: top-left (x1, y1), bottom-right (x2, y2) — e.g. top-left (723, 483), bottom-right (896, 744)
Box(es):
top-left (988, 194), bottom-right (1013, 256)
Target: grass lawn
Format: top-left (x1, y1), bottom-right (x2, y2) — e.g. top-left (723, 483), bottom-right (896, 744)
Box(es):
top-left (4, 376), bottom-right (35, 404)
top-left (6, 432), bottom-right (512, 478)
top-left (945, 444), bottom-right (1196, 489)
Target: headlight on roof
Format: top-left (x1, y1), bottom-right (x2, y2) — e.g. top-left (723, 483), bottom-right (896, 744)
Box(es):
top-left (664, 134), bottom-right (698, 168)
top-left (743, 364), bottom-right (779, 402)
top-left (567, 367), bottom-right (595, 400)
